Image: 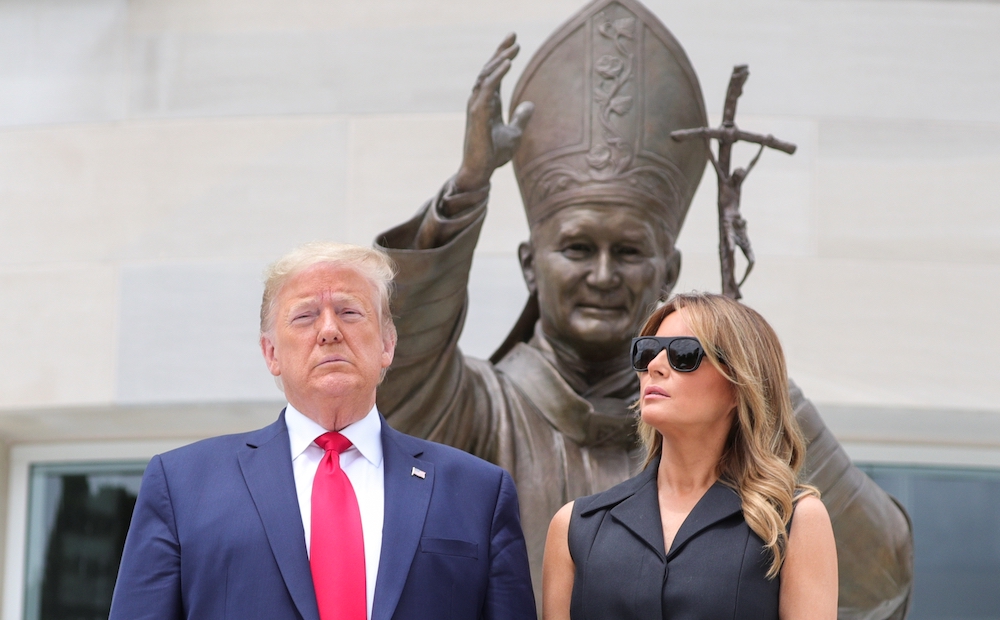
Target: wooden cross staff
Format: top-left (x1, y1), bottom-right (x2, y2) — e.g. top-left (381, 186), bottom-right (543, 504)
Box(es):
top-left (671, 65), bottom-right (797, 300)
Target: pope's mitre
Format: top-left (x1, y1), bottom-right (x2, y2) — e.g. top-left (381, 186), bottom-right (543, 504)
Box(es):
top-left (511, 0), bottom-right (709, 239)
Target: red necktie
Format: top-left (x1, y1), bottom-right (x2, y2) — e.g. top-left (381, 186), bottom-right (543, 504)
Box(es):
top-left (311, 432), bottom-right (366, 620)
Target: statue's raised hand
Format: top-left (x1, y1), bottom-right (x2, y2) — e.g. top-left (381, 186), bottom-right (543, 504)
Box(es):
top-left (452, 33), bottom-right (534, 203)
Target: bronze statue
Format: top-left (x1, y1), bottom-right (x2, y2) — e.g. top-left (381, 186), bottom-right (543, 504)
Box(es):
top-left (374, 1), bottom-right (912, 618)
top-left (672, 65), bottom-right (798, 300)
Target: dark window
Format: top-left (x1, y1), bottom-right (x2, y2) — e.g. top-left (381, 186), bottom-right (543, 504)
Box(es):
top-left (24, 462), bottom-right (147, 620)
top-left (859, 463), bottom-right (1000, 620)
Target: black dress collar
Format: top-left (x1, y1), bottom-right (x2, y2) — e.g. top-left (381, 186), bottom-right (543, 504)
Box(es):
top-left (579, 459), bottom-right (744, 561)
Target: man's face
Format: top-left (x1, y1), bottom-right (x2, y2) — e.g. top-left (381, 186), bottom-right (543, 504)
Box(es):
top-left (260, 263), bottom-right (395, 428)
top-left (521, 205), bottom-right (673, 362)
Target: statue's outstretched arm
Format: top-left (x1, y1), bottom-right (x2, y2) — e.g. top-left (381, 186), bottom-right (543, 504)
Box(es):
top-left (412, 34), bottom-right (534, 250)
top-left (375, 35), bottom-right (533, 462)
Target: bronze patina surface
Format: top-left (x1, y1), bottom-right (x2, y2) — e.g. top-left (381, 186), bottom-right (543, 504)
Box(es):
top-left (375, 1), bottom-right (913, 617)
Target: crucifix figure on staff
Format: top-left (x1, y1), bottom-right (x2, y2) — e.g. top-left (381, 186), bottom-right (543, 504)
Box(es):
top-left (672, 64), bottom-right (797, 300)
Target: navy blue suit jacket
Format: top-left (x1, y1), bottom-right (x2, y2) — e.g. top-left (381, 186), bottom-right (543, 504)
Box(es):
top-left (109, 412), bottom-right (536, 620)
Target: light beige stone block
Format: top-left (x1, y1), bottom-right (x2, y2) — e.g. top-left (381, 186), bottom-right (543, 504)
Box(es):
top-left (817, 158), bottom-right (1000, 263)
top-left (657, 0), bottom-right (1000, 124)
top-left (115, 260), bottom-right (278, 404)
top-left (819, 118), bottom-right (1000, 161)
top-left (0, 0), bottom-right (128, 127)
top-left (123, 26), bottom-right (548, 119)
top-left (345, 113), bottom-right (530, 251)
top-left (732, 255), bottom-right (1000, 411)
top-left (0, 265), bottom-right (117, 409)
top-left (0, 116), bottom-right (349, 266)
top-left (126, 0), bottom-right (585, 34)
top-left (670, 247), bottom-right (724, 296)
top-left (346, 113), bottom-right (464, 241)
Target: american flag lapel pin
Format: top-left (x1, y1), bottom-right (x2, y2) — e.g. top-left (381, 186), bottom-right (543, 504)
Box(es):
top-left (410, 466), bottom-right (426, 479)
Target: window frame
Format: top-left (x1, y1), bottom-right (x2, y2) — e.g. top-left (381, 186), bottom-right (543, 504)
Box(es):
top-left (2, 440), bottom-right (190, 620)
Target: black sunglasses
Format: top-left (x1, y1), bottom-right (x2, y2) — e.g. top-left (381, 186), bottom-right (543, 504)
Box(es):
top-left (630, 336), bottom-right (707, 372)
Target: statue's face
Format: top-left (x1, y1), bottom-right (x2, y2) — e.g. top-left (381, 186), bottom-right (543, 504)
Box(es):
top-left (520, 204), bottom-right (675, 362)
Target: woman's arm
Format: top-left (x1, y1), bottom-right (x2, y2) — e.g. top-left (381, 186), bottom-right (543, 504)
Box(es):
top-left (779, 496), bottom-right (838, 619)
top-left (542, 502), bottom-right (576, 620)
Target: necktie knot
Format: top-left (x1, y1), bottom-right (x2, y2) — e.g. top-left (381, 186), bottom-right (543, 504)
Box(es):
top-left (315, 431), bottom-right (352, 455)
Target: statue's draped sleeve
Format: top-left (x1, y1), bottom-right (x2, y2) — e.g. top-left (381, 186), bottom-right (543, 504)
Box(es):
top-left (374, 182), bottom-right (511, 466)
top-left (792, 381), bottom-right (914, 620)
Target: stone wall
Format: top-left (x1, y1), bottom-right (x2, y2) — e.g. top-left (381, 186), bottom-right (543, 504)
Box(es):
top-left (0, 0), bottom-right (998, 512)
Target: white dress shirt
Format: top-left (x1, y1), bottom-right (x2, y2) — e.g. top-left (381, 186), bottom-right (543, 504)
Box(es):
top-left (285, 403), bottom-right (384, 620)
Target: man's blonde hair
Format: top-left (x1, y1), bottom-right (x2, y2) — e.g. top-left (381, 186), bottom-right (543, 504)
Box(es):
top-left (260, 242), bottom-right (396, 338)
top-left (636, 292), bottom-right (816, 579)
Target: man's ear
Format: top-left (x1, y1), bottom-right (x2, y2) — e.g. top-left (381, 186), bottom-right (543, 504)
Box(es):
top-left (260, 333), bottom-right (281, 377)
top-left (381, 326), bottom-right (397, 369)
top-left (662, 249), bottom-right (682, 298)
top-left (518, 241), bottom-right (537, 295)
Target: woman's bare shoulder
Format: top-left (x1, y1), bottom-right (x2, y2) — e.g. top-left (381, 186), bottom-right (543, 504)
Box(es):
top-left (550, 501), bottom-right (575, 531)
top-left (791, 495), bottom-right (831, 531)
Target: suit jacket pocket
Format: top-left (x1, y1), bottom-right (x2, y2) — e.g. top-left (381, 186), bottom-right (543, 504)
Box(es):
top-left (419, 537), bottom-right (479, 559)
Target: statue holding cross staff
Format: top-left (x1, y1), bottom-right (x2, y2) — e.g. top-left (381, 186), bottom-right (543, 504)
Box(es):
top-left (672, 64), bottom-right (797, 299)
top-left (375, 3), bottom-right (914, 615)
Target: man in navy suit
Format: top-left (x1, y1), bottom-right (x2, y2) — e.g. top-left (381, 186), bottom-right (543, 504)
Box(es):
top-left (109, 242), bottom-right (536, 620)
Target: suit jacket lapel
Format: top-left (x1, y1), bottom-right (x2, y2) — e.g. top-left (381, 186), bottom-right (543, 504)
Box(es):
top-left (238, 412), bottom-right (320, 620)
top-left (371, 421), bottom-right (433, 620)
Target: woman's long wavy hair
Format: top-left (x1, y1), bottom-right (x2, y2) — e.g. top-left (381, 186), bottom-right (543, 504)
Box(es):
top-left (636, 293), bottom-right (817, 578)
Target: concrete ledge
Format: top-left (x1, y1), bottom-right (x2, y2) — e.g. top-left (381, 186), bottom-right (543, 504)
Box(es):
top-left (818, 403), bottom-right (1000, 449)
top-left (0, 401), bottom-right (286, 444)
top-left (4, 400), bottom-right (999, 451)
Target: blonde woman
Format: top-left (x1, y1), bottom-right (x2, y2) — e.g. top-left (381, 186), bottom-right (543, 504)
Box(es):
top-left (543, 293), bottom-right (837, 619)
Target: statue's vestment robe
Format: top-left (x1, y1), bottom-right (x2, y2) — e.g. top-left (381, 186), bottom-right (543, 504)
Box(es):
top-left (377, 187), bottom-right (913, 620)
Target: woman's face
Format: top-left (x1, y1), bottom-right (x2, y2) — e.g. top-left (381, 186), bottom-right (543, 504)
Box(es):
top-left (638, 309), bottom-right (737, 435)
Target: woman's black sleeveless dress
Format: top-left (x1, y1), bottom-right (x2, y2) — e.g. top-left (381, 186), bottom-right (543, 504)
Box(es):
top-left (568, 461), bottom-right (779, 619)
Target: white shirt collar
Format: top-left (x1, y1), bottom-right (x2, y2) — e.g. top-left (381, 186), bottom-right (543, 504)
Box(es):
top-left (285, 402), bottom-right (383, 468)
